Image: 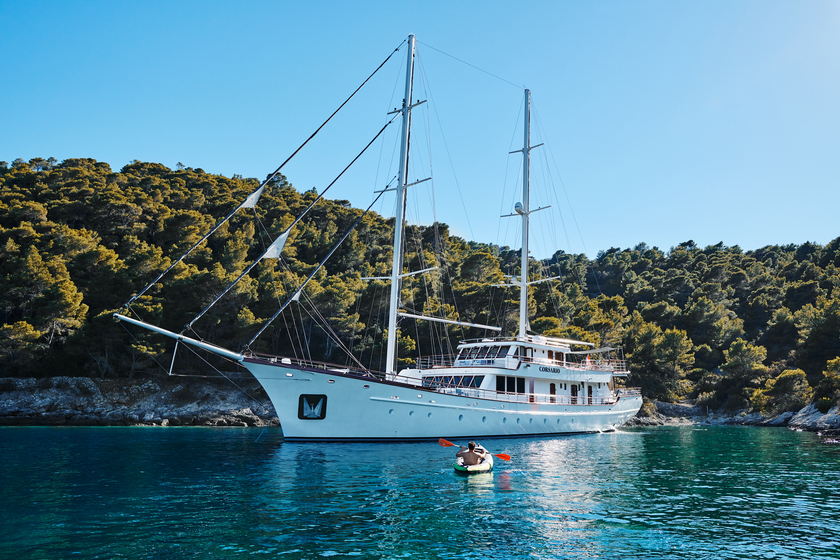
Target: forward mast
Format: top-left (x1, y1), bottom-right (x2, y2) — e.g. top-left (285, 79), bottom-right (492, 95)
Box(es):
top-left (385, 34), bottom-right (416, 375)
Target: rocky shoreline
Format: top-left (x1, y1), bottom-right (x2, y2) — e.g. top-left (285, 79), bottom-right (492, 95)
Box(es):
top-left (0, 376), bottom-right (277, 428)
top-left (1, 376), bottom-right (839, 438)
top-left (624, 398), bottom-right (840, 439)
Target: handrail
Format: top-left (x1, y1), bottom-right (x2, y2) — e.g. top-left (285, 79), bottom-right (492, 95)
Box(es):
top-left (246, 352), bottom-right (381, 379)
top-left (416, 353), bottom-right (628, 373)
top-left (457, 336), bottom-right (592, 349)
top-left (421, 382), bottom-right (641, 405)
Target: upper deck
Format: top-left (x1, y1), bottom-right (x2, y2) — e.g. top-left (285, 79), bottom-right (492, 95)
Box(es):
top-left (416, 335), bottom-right (629, 375)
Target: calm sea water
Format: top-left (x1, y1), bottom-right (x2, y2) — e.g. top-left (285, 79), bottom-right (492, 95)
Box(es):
top-left (2, 426), bottom-right (839, 559)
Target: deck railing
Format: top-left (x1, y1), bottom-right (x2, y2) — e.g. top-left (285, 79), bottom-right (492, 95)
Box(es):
top-left (416, 354), bottom-right (628, 373)
top-left (416, 354), bottom-right (459, 368)
top-left (422, 383), bottom-right (642, 406)
top-left (247, 352), bottom-right (383, 379)
top-left (250, 350), bottom-right (628, 376)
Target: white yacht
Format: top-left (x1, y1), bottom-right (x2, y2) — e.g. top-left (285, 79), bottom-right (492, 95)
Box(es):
top-left (115, 35), bottom-right (642, 440)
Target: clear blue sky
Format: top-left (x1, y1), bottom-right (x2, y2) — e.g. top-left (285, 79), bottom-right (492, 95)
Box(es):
top-left (2, 0), bottom-right (838, 259)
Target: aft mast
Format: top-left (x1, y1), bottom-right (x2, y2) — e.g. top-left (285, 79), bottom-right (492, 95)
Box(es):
top-left (385, 34), bottom-right (417, 375)
top-left (518, 89), bottom-right (532, 339)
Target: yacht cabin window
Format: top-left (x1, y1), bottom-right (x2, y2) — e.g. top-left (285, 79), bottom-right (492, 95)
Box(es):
top-left (496, 375), bottom-right (526, 394)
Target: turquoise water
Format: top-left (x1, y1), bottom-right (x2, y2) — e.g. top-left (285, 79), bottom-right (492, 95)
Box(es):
top-left (2, 426), bottom-right (839, 559)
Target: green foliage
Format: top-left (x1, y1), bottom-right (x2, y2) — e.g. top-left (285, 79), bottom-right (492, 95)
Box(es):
top-left (1, 156), bottom-right (838, 416)
top-left (794, 297), bottom-right (840, 383)
top-left (0, 321), bottom-right (45, 374)
top-left (752, 368), bottom-right (813, 413)
top-left (625, 312), bottom-right (694, 400)
top-left (813, 357), bottom-right (840, 412)
top-left (714, 338), bottom-right (769, 410)
top-left (721, 338), bottom-right (769, 384)
top-left (637, 398), bottom-right (658, 417)
top-left (816, 397), bottom-right (835, 414)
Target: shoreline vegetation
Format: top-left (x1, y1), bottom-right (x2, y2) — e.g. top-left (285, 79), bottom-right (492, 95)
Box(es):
top-left (1, 157), bottom-right (839, 422)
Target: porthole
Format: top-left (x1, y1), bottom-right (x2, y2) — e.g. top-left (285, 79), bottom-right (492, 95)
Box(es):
top-left (328, 379), bottom-right (335, 384)
top-left (427, 412), bottom-right (432, 418)
top-left (389, 409), bottom-right (394, 414)
top-left (458, 414), bottom-right (463, 421)
top-left (363, 385), bottom-right (370, 389)
top-left (529, 418), bottom-right (532, 424)
top-left (482, 416), bottom-right (486, 423)
top-left (516, 418), bottom-right (520, 424)
top-left (285, 373), bottom-right (293, 377)
top-left (417, 394), bottom-right (422, 398)
top-left (503, 418), bottom-right (507, 424)
top-left (409, 411), bottom-right (414, 416)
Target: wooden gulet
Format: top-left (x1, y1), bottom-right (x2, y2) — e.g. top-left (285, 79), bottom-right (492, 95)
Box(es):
top-left (115, 34), bottom-right (642, 441)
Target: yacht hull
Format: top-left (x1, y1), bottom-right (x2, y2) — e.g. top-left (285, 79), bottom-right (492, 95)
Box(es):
top-left (243, 358), bottom-right (642, 441)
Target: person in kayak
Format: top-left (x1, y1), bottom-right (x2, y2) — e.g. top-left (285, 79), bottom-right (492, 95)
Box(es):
top-left (456, 442), bottom-right (486, 466)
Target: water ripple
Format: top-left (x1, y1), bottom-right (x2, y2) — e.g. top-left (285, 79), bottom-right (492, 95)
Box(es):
top-left (2, 426), bottom-right (840, 559)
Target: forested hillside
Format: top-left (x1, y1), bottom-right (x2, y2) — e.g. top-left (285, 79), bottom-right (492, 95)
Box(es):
top-left (1, 157), bottom-right (838, 414)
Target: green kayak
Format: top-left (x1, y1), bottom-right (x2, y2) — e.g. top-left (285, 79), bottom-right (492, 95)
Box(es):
top-left (453, 444), bottom-right (494, 474)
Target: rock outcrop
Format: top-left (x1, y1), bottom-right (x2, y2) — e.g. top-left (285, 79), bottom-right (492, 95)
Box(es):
top-left (623, 398), bottom-right (840, 434)
top-left (0, 376), bottom-right (278, 427)
top-left (788, 404), bottom-right (840, 431)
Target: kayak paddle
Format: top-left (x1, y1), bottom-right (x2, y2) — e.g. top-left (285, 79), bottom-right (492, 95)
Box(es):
top-left (438, 438), bottom-right (511, 461)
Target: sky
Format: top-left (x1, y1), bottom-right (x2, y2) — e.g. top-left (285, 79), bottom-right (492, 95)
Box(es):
top-left (2, 0), bottom-right (839, 260)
